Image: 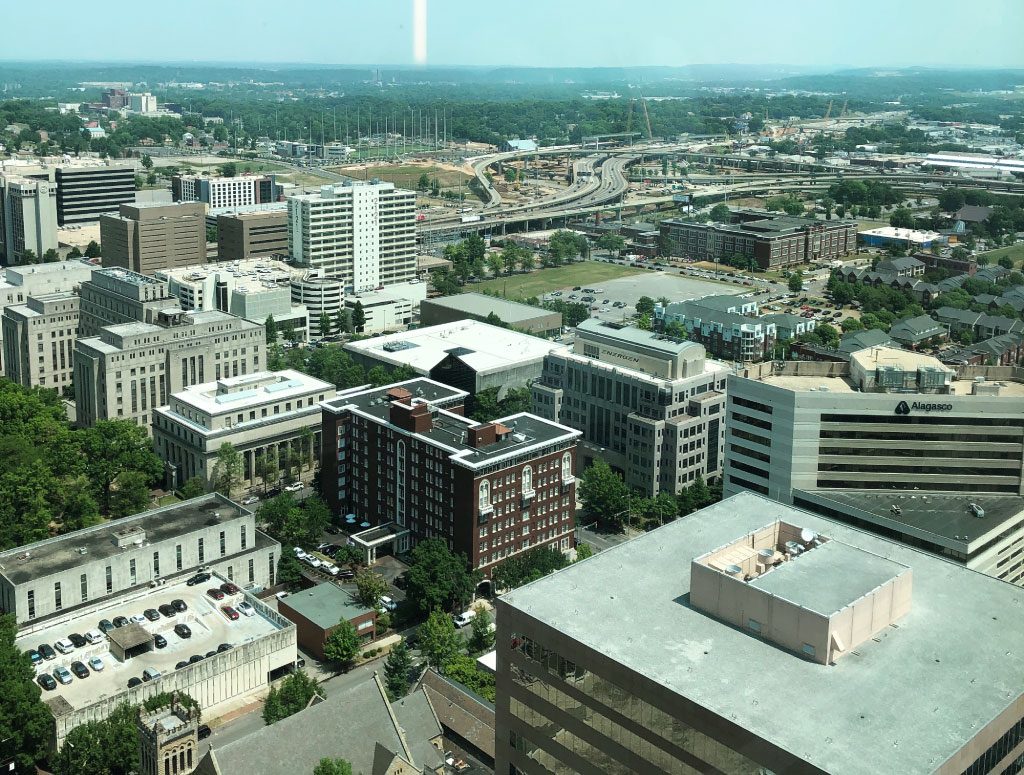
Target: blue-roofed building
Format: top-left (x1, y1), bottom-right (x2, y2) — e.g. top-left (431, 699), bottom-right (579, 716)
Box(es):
top-left (153, 370), bottom-right (337, 494)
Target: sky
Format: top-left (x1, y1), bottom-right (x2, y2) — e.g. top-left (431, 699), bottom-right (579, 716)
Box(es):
top-left (4, 0), bottom-right (1024, 69)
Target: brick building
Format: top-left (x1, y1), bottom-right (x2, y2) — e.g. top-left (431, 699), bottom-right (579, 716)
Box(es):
top-left (321, 378), bottom-right (579, 578)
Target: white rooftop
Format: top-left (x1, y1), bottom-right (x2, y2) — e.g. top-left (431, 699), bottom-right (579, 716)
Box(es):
top-left (849, 346), bottom-right (951, 374)
top-left (857, 226), bottom-right (942, 243)
top-left (165, 370), bottom-right (335, 418)
top-left (155, 258), bottom-right (299, 283)
top-left (344, 320), bottom-right (565, 375)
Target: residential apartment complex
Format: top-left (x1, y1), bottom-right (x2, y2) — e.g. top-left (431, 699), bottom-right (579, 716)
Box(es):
top-left (287, 181), bottom-right (417, 292)
top-left (0, 174), bottom-right (58, 265)
top-left (532, 319), bottom-right (731, 496)
top-left (216, 205), bottom-right (288, 262)
top-left (2, 291), bottom-right (79, 392)
top-left (74, 308), bottom-right (264, 428)
top-left (173, 174), bottom-right (281, 210)
top-left (54, 163), bottom-right (136, 224)
top-left (723, 349), bottom-right (1024, 584)
top-left (153, 370), bottom-right (335, 493)
top-left (496, 492), bottom-right (1024, 775)
top-left (321, 379), bottom-right (580, 576)
top-left (660, 208), bottom-right (856, 269)
top-left (656, 294), bottom-right (776, 362)
top-left (100, 202), bottom-right (207, 274)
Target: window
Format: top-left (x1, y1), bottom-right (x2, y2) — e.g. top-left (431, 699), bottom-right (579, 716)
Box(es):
top-left (176, 544), bottom-right (182, 571)
top-left (248, 558), bottom-right (255, 583)
top-left (561, 452), bottom-right (572, 480)
top-left (802, 643), bottom-right (816, 658)
top-left (478, 480), bottom-right (491, 510)
top-left (129, 559), bottom-right (137, 586)
top-left (747, 618), bottom-right (762, 633)
top-left (27, 590), bottom-right (35, 620)
top-left (268, 553), bottom-right (275, 586)
top-left (198, 537), bottom-right (205, 563)
top-left (220, 530), bottom-right (226, 556)
top-left (54, 582), bottom-right (62, 611)
top-left (522, 465), bottom-right (533, 494)
top-left (227, 565), bottom-right (233, 581)
top-left (241, 525), bottom-right (247, 550)
top-left (80, 573), bottom-right (88, 602)
top-left (106, 565), bottom-right (113, 594)
top-left (153, 550), bottom-right (160, 577)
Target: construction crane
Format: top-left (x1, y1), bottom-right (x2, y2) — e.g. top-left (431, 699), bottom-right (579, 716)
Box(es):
top-left (823, 100), bottom-right (833, 121)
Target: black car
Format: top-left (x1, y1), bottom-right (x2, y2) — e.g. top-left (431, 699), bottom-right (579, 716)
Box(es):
top-left (198, 724), bottom-right (212, 740)
top-left (37, 673), bottom-right (57, 691)
top-left (98, 619), bottom-right (115, 634)
top-left (186, 572), bottom-right (211, 587)
top-left (70, 661), bottom-right (90, 679)
top-left (188, 654), bottom-right (204, 664)
top-left (38, 643), bottom-right (55, 661)
top-left (68, 633), bottom-right (87, 648)
top-left (112, 616), bottom-right (129, 628)
top-left (154, 634), bottom-right (167, 649)
top-left (143, 608), bottom-right (161, 622)
top-left (127, 677), bottom-right (142, 688)
top-left (158, 604), bottom-right (176, 618)
top-left (217, 643), bottom-right (233, 653)
top-left (205, 650), bottom-right (218, 659)
top-left (175, 661), bottom-right (190, 670)
top-left (265, 487), bottom-right (282, 498)
top-left (171, 599), bottom-right (187, 613)
top-left (174, 623), bottom-right (192, 639)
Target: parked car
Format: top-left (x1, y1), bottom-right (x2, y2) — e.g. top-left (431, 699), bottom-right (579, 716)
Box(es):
top-left (303, 556), bottom-right (323, 569)
top-left (129, 614), bottom-right (147, 625)
top-left (186, 572), bottom-right (211, 587)
top-left (85, 630), bottom-right (105, 646)
top-left (171, 599), bottom-right (187, 613)
top-left (127, 677), bottom-right (143, 688)
top-left (379, 596), bottom-right (397, 612)
top-left (284, 481), bottom-right (304, 493)
top-left (113, 616), bottom-right (130, 628)
top-left (27, 649), bottom-right (42, 666)
top-left (217, 643), bottom-right (234, 653)
top-left (198, 724), bottom-right (212, 740)
top-left (144, 608), bottom-right (161, 622)
top-left (68, 633), bottom-right (87, 648)
top-left (98, 619), bottom-right (115, 635)
top-left (236, 601), bottom-right (255, 617)
top-left (70, 661), bottom-right (90, 679)
top-left (154, 634), bottom-right (167, 649)
top-left (174, 623), bottom-right (192, 639)
top-left (265, 487), bottom-right (282, 498)
top-left (53, 666), bottom-right (73, 685)
top-left (158, 604), bottom-right (176, 618)
top-left (207, 588), bottom-right (225, 601)
top-left (453, 609), bottom-right (477, 628)
top-left (175, 661), bottom-right (190, 670)
top-left (221, 605), bottom-right (240, 621)
top-left (88, 656), bottom-right (104, 672)
top-left (293, 547), bottom-right (308, 559)
top-left (205, 649), bottom-right (218, 659)
top-left (38, 643), bottom-right (55, 661)
top-left (220, 582), bottom-right (240, 595)
top-left (142, 668), bottom-right (161, 682)
top-left (54, 638), bottom-right (75, 655)
top-left (37, 673), bottom-right (57, 691)
top-left (240, 495), bottom-right (260, 505)
top-left (189, 654), bottom-right (204, 664)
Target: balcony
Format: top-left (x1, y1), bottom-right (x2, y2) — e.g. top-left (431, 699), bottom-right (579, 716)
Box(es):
top-left (520, 489), bottom-right (535, 508)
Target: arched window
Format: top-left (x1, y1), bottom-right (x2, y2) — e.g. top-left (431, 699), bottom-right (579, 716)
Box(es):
top-left (522, 465), bottom-right (533, 494)
top-left (561, 452), bottom-right (572, 480)
top-left (479, 480), bottom-right (491, 510)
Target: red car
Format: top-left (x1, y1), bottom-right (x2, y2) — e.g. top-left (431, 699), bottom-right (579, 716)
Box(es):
top-left (220, 582), bottom-right (240, 595)
top-left (207, 588), bottom-right (225, 601)
top-left (221, 605), bottom-right (239, 621)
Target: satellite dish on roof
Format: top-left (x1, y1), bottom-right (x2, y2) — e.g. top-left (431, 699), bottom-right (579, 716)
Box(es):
top-left (800, 528), bottom-right (817, 543)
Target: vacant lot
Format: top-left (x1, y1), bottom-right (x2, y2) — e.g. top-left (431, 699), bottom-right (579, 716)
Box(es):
top-left (978, 244), bottom-right (1024, 269)
top-left (328, 162), bottom-right (471, 191)
top-left (475, 263), bottom-right (645, 299)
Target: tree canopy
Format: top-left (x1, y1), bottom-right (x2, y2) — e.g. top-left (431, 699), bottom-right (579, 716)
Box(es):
top-left (0, 614), bottom-right (51, 773)
top-left (263, 671), bottom-right (324, 725)
top-left (405, 538), bottom-right (480, 614)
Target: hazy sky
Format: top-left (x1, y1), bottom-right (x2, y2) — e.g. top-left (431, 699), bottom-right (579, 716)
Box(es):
top-left (4, 0), bottom-right (1023, 69)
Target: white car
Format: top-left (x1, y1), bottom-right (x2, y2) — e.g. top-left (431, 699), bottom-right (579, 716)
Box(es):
top-left (453, 610), bottom-right (477, 629)
top-left (379, 596), bottom-right (397, 612)
top-left (129, 614), bottom-right (147, 625)
top-left (84, 629), bottom-right (105, 646)
top-left (240, 495), bottom-right (259, 505)
top-left (284, 482), bottom-right (305, 493)
top-left (293, 547), bottom-right (307, 559)
top-left (236, 601), bottom-right (256, 617)
top-left (54, 638), bottom-right (75, 655)
top-left (304, 556), bottom-right (323, 569)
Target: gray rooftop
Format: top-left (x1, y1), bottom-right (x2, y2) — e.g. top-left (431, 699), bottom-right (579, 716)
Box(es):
top-left (747, 539), bottom-right (908, 616)
top-left (500, 492), bottom-right (1024, 775)
top-left (423, 292), bottom-right (556, 324)
top-left (280, 583), bottom-right (372, 630)
top-left (576, 318), bottom-right (702, 356)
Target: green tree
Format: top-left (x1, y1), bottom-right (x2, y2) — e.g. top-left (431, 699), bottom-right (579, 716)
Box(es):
top-left (938, 188), bottom-right (966, 212)
top-left (110, 469), bottom-right (152, 519)
top-left (487, 252), bottom-right (504, 278)
top-left (219, 161), bottom-right (238, 177)
top-left (84, 240), bottom-right (101, 258)
top-left (265, 314), bottom-right (278, 344)
top-left (383, 640), bottom-right (413, 700)
top-left (351, 301), bottom-right (365, 333)
top-left (354, 569), bottom-right (388, 609)
top-left (814, 322), bottom-right (840, 349)
top-left (262, 671), bottom-right (324, 724)
top-left (318, 311), bottom-right (332, 339)
top-left (635, 295), bottom-right (656, 316)
top-left (277, 551), bottom-right (304, 590)
top-left (788, 271), bottom-right (804, 293)
top-left (416, 173), bottom-right (431, 190)
top-left (57, 475), bottom-right (102, 533)
top-left (709, 203), bottom-right (732, 222)
top-left (596, 233), bottom-right (626, 252)
top-left (664, 320), bottom-right (688, 340)
top-left (20, 248), bottom-right (37, 264)
top-left (889, 207), bottom-right (915, 229)
top-left (575, 542), bottom-right (594, 561)
top-left (313, 758), bottom-right (354, 775)
top-left (43, 248), bottom-right (59, 262)
top-left (141, 153), bottom-right (153, 169)
top-left (178, 476), bottom-right (206, 499)
top-left (323, 619), bottom-right (361, 670)
top-left (81, 420), bottom-right (162, 514)
top-left (405, 538), bottom-right (480, 614)
top-left (578, 459), bottom-right (630, 533)
top-left (0, 614), bottom-right (52, 773)
top-left (840, 317), bottom-right (864, 333)
top-left (468, 604), bottom-right (495, 655)
top-left (998, 255), bottom-right (1015, 270)
top-left (492, 546), bottom-right (568, 591)
top-left (51, 701), bottom-right (140, 775)
top-left (212, 441), bottom-right (244, 496)
top-left (419, 608), bottom-right (461, 669)
top-left (68, 245), bottom-right (83, 258)
top-left (442, 653), bottom-right (496, 702)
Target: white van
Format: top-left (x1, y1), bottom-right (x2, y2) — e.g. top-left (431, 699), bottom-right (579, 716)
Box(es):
top-left (453, 609), bottom-right (477, 629)
top-left (379, 596), bottom-right (397, 612)
top-left (84, 629), bottom-right (105, 646)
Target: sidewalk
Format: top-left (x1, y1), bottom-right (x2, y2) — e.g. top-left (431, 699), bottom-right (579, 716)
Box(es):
top-left (206, 687), bottom-right (270, 728)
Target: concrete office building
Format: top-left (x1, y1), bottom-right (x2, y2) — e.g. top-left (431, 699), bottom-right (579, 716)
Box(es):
top-left (54, 162), bottom-right (136, 225)
top-left (0, 175), bottom-right (59, 265)
top-left (173, 174), bottom-right (281, 210)
top-left (153, 370), bottom-right (335, 493)
top-left (216, 205), bottom-right (288, 262)
top-left (344, 320), bottom-right (564, 397)
top-left (287, 181), bottom-right (417, 292)
top-left (532, 319), bottom-right (731, 496)
top-left (419, 293), bottom-right (562, 337)
top-left (656, 294), bottom-right (776, 362)
top-left (2, 291), bottom-right (79, 392)
top-left (77, 267), bottom-right (177, 337)
top-left (660, 208), bottom-right (856, 269)
top-left (496, 492), bottom-right (1024, 775)
top-left (100, 202), bottom-right (207, 274)
top-left (74, 308), bottom-right (264, 429)
top-left (723, 349), bottom-right (1024, 585)
top-left (289, 275), bottom-right (344, 332)
top-left (342, 290), bottom-right (414, 334)
top-left (129, 92), bottom-right (158, 114)
top-left (321, 379), bottom-right (579, 576)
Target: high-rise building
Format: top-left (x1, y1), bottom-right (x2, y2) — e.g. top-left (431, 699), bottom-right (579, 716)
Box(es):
top-left (100, 202), bottom-right (207, 274)
top-left (496, 491), bottom-right (1024, 775)
top-left (532, 319), bottom-right (731, 496)
top-left (128, 92), bottom-right (158, 114)
top-left (723, 348), bottom-right (1024, 585)
top-left (321, 378), bottom-right (579, 575)
top-left (0, 174), bottom-right (59, 265)
top-left (173, 175), bottom-right (282, 210)
top-left (216, 205), bottom-right (288, 261)
top-left (102, 89), bottom-right (128, 110)
top-left (2, 291), bottom-right (79, 392)
top-left (74, 309), bottom-right (264, 429)
top-left (287, 181), bottom-right (417, 292)
top-left (54, 163), bottom-right (136, 225)
top-left (77, 267), bottom-right (177, 337)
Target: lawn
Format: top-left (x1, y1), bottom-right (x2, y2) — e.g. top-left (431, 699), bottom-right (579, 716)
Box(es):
top-left (328, 162), bottom-right (470, 191)
top-left (978, 244), bottom-right (1024, 269)
top-left (475, 262), bottom-right (645, 300)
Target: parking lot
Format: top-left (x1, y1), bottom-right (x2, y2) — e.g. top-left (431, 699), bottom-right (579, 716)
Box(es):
top-left (18, 580), bottom-right (282, 709)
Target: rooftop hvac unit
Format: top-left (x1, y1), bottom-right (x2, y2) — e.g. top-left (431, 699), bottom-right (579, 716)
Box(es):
top-left (725, 564), bottom-right (744, 578)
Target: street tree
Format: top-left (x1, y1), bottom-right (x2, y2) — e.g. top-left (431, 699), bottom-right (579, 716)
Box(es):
top-left (213, 441), bottom-right (244, 496)
top-left (468, 604), bottom-right (495, 655)
top-left (575, 542), bottom-right (594, 561)
top-left (85, 240), bottom-right (101, 258)
top-left (43, 248), bottom-right (59, 262)
top-left (405, 538), bottom-right (481, 614)
top-left (276, 551), bottom-right (304, 590)
top-left (110, 470), bottom-right (152, 519)
top-left (323, 620), bottom-right (361, 670)
top-left (889, 207), bottom-right (915, 229)
top-left (141, 153), bottom-right (153, 169)
top-left (383, 640), bottom-right (413, 700)
top-left (635, 295), bottom-right (656, 316)
top-left (351, 301), bottom-right (366, 333)
top-left (265, 314), bottom-right (278, 343)
top-left (51, 702), bottom-right (139, 775)
top-left (319, 312), bottom-right (332, 339)
top-left (596, 233), bottom-right (625, 252)
top-left (0, 614), bottom-right (52, 773)
top-left (81, 420), bottom-right (162, 514)
top-left (578, 459), bottom-right (630, 533)
top-left (354, 569), bottom-right (388, 609)
top-left (262, 671), bottom-right (324, 724)
top-left (418, 608), bottom-right (461, 669)
top-left (313, 759), bottom-right (354, 775)
top-left (178, 476), bottom-right (206, 499)
top-left (492, 546), bottom-right (567, 591)
top-left (788, 271), bottom-right (804, 293)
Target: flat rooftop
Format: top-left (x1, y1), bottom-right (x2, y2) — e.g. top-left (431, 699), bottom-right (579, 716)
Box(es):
top-left (576, 318), bottom-right (705, 357)
top-left (757, 373), bottom-right (1024, 397)
top-left (344, 320), bottom-right (565, 375)
top-left (849, 346), bottom-right (951, 374)
top-left (0, 495), bottom-right (248, 586)
top-left (501, 492), bottom-right (1024, 775)
top-left (280, 583), bottom-right (373, 630)
top-left (423, 293), bottom-right (557, 324)
top-left (17, 576), bottom-right (284, 712)
top-left (165, 369), bottom-right (334, 418)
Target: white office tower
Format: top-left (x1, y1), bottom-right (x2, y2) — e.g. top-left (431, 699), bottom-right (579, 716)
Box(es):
top-left (287, 181), bottom-right (416, 293)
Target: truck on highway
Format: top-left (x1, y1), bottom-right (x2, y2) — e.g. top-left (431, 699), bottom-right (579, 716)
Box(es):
top-left (461, 215), bottom-right (482, 223)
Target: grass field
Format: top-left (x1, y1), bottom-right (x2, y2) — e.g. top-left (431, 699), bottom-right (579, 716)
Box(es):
top-left (328, 162), bottom-right (471, 191)
top-left (475, 263), bottom-right (645, 300)
top-left (977, 244), bottom-right (1024, 269)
